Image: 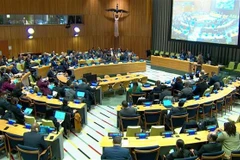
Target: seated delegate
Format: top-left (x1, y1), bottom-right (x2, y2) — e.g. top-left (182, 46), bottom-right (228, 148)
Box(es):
top-left (166, 139), bottom-right (191, 160)
top-left (101, 136), bottom-right (132, 160)
top-left (128, 82), bottom-right (142, 94)
top-left (119, 100), bottom-right (137, 117)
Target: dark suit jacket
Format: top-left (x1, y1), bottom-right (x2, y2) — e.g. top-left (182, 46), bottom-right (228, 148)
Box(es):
top-left (11, 67), bottom-right (19, 74)
top-left (78, 83), bottom-right (95, 92)
top-left (23, 131), bottom-right (48, 153)
top-left (193, 81), bottom-right (208, 97)
top-left (166, 149), bottom-right (191, 160)
top-left (167, 107), bottom-right (187, 119)
top-left (208, 75), bottom-right (220, 86)
top-left (196, 142), bottom-right (222, 157)
top-left (47, 70), bottom-right (55, 78)
top-left (101, 145), bottom-right (132, 160)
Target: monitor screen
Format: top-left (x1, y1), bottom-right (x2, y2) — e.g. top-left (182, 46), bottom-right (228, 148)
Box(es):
top-left (39, 126), bottom-right (49, 135)
top-left (78, 79), bottom-right (83, 84)
top-left (163, 100), bottom-right (172, 107)
top-left (135, 133), bottom-right (149, 139)
top-left (83, 73), bottom-right (91, 79)
top-left (170, 0), bottom-right (240, 45)
top-left (24, 108), bottom-right (33, 115)
top-left (54, 111), bottom-right (66, 121)
top-left (143, 101), bottom-right (153, 107)
top-left (77, 91), bottom-right (85, 98)
top-left (85, 74), bottom-right (97, 83)
top-left (108, 133), bottom-right (123, 138)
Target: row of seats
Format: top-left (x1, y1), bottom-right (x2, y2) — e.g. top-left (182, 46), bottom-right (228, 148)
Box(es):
top-left (225, 61), bottom-right (240, 72)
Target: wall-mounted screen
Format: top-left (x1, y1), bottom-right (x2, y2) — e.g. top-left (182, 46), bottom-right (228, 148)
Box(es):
top-left (170, 0), bottom-right (240, 45)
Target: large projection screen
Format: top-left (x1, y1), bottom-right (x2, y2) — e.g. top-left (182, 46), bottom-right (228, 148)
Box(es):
top-left (170, 0), bottom-right (240, 45)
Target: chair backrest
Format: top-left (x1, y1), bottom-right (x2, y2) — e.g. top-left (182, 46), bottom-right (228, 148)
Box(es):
top-left (19, 97), bottom-right (31, 109)
top-left (202, 150), bottom-right (225, 160)
top-left (228, 61), bottom-right (235, 69)
top-left (24, 116), bottom-right (36, 125)
top-left (122, 80), bottom-right (131, 89)
top-left (236, 63), bottom-right (240, 70)
top-left (126, 126), bottom-right (141, 137)
top-left (131, 93), bottom-right (146, 105)
top-left (144, 111), bottom-right (161, 124)
top-left (215, 99), bottom-right (224, 110)
top-left (101, 84), bottom-right (109, 92)
top-left (209, 85), bottom-right (214, 93)
top-left (174, 156), bottom-right (198, 160)
top-left (231, 150), bottom-right (240, 160)
top-left (5, 133), bottom-right (24, 153)
top-left (150, 126), bottom-right (165, 136)
top-left (202, 102), bottom-right (214, 115)
top-left (42, 119), bottom-right (55, 128)
top-left (112, 82), bottom-right (121, 90)
top-left (104, 75), bottom-right (110, 78)
top-left (33, 100), bottom-right (47, 114)
top-left (141, 77), bottom-right (148, 84)
top-left (170, 52), bottom-right (175, 57)
top-left (187, 104), bottom-right (199, 119)
top-left (203, 88), bottom-right (211, 96)
top-left (17, 144), bottom-right (40, 160)
top-left (120, 116), bottom-right (141, 131)
top-left (170, 114), bottom-right (188, 128)
top-left (117, 74), bottom-right (122, 77)
top-left (47, 104), bottom-right (62, 110)
top-left (133, 146), bottom-right (160, 160)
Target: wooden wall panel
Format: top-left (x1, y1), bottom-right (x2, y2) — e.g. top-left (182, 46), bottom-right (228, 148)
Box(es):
top-left (0, 0), bottom-right (152, 58)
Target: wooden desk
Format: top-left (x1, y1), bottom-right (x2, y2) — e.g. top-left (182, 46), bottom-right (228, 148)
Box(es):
top-left (72, 62), bottom-right (146, 80)
top-left (25, 93), bottom-right (88, 124)
top-left (0, 120), bottom-right (64, 160)
top-left (21, 72), bottom-right (30, 86)
top-left (151, 56), bottom-right (219, 74)
top-left (33, 65), bottom-right (51, 78)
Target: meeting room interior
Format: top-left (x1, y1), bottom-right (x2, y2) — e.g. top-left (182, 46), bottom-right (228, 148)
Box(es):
top-left (0, 0), bottom-right (240, 160)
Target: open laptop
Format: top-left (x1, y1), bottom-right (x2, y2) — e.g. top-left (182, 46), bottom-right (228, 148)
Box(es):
top-left (24, 108), bottom-right (33, 116)
top-left (54, 111), bottom-right (66, 124)
top-left (77, 91), bottom-right (85, 98)
top-left (162, 99), bottom-right (173, 108)
top-left (39, 126), bottom-right (49, 136)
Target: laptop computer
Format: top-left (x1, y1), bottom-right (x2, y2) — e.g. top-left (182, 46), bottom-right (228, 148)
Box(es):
top-left (163, 100), bottom-right (173, 108)
top-left (78, 79), bottom-right (83, 84)
top-left (77, 91), bottom-right (85, 98)
top-left (24, 108), bottom-right (33, 116)
top-left (39, 126), bottom-right (49, 136)
top-left (54, 111), bottom-right (66, 124)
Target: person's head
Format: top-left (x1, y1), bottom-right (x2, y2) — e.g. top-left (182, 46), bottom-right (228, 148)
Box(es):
top-left (82, 78), bottom-right (88, 83)
top-left (184, 81), bottom-right (190, 88)
top-left (121, 100), bottom-right (128, 108)
top-left (211, 72), bottom-right (216, 77)
top-left (187, 51), bottom-right (191, 55)
top-left (36, 76), bottom-right (42, 81)
top-left (207, 132), bottom-right (218, 142)
top-left (10, 97), bottom-right (18, 105)
top-left (31, 123), bottom-right (40, 132)
top-left (63, 99), bottom-right (69, 106)
top-left (155, 80), bottom-right (161, 87)
top-left (176, 139), bottom-right (185, 151)
top-left (190, 74), bottom-right (194, 80)
top-left (176, 77), bottom-right (182, 83)
top-left (113, 136), bottom-right (122, 146)
top-left (224, 121), bottom-right (236, 137)
top-left (70, 75), bottom-right (75, 81)
top-left (178, 100), bottom-right (185, 107)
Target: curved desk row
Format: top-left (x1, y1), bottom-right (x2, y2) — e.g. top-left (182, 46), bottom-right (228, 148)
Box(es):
top-left (151, 56), bottom-right (219, 74)
top-left (0, 119), bottom-right (64, 160)
top-left (117, 82), bottom-right (238, 112)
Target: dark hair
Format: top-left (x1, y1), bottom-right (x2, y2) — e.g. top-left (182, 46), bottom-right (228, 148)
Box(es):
top-left (155, 80), bottom-right (161, 87)
top-left (82, 78), bottom-right (87, 83)
top-left (63, 99), bottom-right (68, 106)
top-left (224, 121), bottom-right (236, 137)
top-left (113, 136), bottom-right (122, 144)
top-left (132, 82), bottom-right (138, 93)
top-left (178, 100), bottom-right (185, 107)
top-left (209, 133), bottom-right (218, 141)
top-left (121, 100), bottom-right (128, 108)
top-left (176, 139), bottom-right (185, 158)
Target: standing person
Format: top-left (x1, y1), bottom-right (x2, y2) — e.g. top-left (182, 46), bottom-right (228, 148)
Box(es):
top-left (196, 52), bottom-right (204, 72)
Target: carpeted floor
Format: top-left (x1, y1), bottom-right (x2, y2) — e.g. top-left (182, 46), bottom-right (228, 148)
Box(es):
top-left (1, 65), bottom-right (239, 160)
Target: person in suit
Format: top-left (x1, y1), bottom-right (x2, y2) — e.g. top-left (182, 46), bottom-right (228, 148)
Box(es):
top-left (159, 86), bottom-right (172, 101)
top-left (77, 78), bottom-right (95, 92)
top-left (23, 123), bottom-right (49, 160)
top-left (152, 80), bottom-right (162, 93)
top-left (193, 77), bottom-right (208, 97)
top-left (11, 63), bottom-right (20, 74)
top-left (190, 132), bottom-right (222, 157)
top-left (186, 51), bottom-right (195, 61)
top-left (167, 100), bottom-right (187, 119)
top-left (119, 100), bottom-right (137, 117)
top-left (47, 66), bottom-right (56, 79)
top-left (166, 139), bottom-right (191, 160)
top-left (179, 81), bottom-right (193, 99)
top-left (101, 136), bottom-right (132, 160)
top-left (208, 72), bottom-right (220, 86)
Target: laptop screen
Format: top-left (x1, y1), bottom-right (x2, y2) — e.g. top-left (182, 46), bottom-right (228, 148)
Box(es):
top-left (39, 126), bottom-right (49, 135)
top-left (163, 100), bottom-right (172, 108)
top-left (78, 79), bottom-right (83, 84)
top-left (77, 91), bottom-right (85, 98)
top-left (54, 111), bottom-right (66, 121)
top-left (24, 108), bottom-right (33, 115)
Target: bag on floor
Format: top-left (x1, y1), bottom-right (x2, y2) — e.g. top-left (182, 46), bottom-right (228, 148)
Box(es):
top-left (74, 112), bottom-right (82, 133)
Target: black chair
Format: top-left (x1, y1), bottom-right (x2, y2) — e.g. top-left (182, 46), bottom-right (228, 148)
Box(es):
top-left (119, 115), bottom-right (141, 132)
top-left (0, 136), bottom-right (8, 157)
top-left (131, 93), bottom-right (146, 105)
top-left (187, 104), bottom-right (199, 121)
top-left (231, 150), bottom-right (240, 160)
top-left (33, 100), bottom-right (47, 118)
top-left (180, 120), bottom-right (199, 133)
top-left (213, 98), bottom-right (224, 117)
top-left (165, 113), bottom-right (188, 132)
top-left (201, 150), bottom-right (225, 160)
top-left (199, 102), bottom-right (214, 119)
top-left (5, 133), bottom-right (24, 158)
top-left (174, 156), bottom-right (198, 160)
top-left (144, 110), bottom-right (161, 130)
top-left (17, 144), bottom-right (52, 160)
top-left (19, 96), bottom-right (32, 110)
top-left (132, 145), bottom-right (160, 160)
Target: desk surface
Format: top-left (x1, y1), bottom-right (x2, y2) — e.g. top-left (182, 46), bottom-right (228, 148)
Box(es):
top-left (117, 82), bottom-right (238, 111)
top-left (151, 56), bottom-right (219, 74)
top-left (0, 120), bottom-right (63, 142)
top-left (25, 92), bottom-right (85, 109)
